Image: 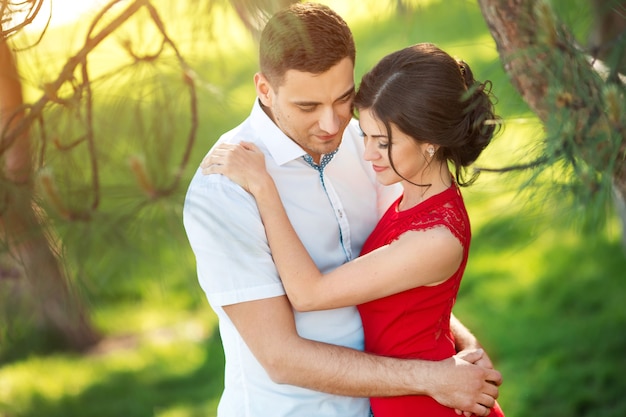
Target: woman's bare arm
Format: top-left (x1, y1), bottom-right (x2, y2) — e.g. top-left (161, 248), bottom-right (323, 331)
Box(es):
top-left (204, 142), bottom-right (462, 311)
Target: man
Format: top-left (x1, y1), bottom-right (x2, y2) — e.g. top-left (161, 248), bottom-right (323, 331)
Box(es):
top-left (183, 3), bottom-right (501, 416)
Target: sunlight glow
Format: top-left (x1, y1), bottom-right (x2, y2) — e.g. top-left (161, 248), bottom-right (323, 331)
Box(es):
top-left (27, 0), bottom-right (109, 30)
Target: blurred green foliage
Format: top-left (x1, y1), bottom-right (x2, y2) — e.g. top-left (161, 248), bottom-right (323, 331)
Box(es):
top-left (1, 1), bottom-right (625, 417)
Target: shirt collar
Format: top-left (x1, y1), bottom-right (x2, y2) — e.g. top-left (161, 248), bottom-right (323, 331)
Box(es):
top-left (249, 99), bottom-right (309, 166)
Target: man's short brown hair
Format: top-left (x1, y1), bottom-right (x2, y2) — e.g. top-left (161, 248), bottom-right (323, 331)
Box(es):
top-left (259, 3), bottom-right (355, 87)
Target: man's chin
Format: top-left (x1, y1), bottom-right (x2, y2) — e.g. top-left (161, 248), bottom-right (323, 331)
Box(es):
top-left (319, 138), bottom-right (343, 153)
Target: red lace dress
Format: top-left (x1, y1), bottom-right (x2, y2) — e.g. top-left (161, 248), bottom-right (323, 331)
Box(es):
top-left (358, 183), bottom-right (504, 417)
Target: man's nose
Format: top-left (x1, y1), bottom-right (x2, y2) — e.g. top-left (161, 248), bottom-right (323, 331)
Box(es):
top-left (319, 108), bottom-right (340, 135)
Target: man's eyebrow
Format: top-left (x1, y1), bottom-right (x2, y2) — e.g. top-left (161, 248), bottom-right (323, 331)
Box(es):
top-left (292, 86), bottom-right (355, 106)
top-left (336, 86), bottom-right (355, 102)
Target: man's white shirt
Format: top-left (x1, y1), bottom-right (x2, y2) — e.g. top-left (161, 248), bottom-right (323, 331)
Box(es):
top-left (183, 100), bottom-right (399, 417)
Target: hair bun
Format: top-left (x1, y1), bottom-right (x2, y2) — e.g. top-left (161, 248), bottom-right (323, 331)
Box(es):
top-left (457, 60), bottom-right (472, 90)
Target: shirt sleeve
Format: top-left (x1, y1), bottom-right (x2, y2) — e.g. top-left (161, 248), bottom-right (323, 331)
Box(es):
top-left (183, 169), bottom-right (286, 307)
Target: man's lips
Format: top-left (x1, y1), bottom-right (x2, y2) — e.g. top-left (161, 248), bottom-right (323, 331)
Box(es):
top-left (315, 133), bottom-right (337, 142)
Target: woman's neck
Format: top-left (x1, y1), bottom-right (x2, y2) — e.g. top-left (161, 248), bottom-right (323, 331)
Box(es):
top-left (398, 162), bottom-right (451, 211)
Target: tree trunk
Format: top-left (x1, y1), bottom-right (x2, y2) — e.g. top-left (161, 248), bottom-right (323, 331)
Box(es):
top-left (0, 39), bottom-right (100, 350)
top-left (590, 1), bottom-right (626, 246)
top-left (588, 0), bottom-right (626, 75)
top-left (477, 0), bottom-right (626, 245)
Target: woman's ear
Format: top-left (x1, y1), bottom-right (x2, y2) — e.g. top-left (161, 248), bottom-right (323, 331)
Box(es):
top-left (254, 73), bottom-right (272, 107)
top-left (418, 142), bottom-right (434, 158)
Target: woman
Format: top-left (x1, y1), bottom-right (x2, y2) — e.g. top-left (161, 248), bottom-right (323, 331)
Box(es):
top-left (204, 43), bottom-right (505, 417)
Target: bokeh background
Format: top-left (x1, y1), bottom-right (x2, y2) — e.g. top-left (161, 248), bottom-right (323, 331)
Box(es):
top-left (1, 1), bottom-right (625, 416)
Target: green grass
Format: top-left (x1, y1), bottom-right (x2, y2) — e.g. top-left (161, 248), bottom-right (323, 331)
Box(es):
top-left (2, 1), bottom-right (625, 416)
top-left (456, 204), bottom-right (626, 416)
top-left (0, 320), bottom-right (224, 417)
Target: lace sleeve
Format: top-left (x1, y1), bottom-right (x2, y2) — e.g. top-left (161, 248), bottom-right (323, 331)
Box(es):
top-left (402, 199), bottom-right (469, 248)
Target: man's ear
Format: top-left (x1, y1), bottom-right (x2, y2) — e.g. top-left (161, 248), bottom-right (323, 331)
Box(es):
top-left (254, 73), bottom-right (272, 107)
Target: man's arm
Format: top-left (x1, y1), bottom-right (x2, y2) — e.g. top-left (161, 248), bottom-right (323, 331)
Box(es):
top-left (185, 167), bottom-right (499, 415)
top-left (451, 313), bottom-right (481, 351)
top-left (451, 313), bottom-right (497, 371)
top-left (225, 296), bottom-right (501, 417)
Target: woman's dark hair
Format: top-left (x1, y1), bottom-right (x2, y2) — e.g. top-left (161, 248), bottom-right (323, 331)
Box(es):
top-left (259, 3), bottom-right (355, 87)
top-left (354, 43), bottom-right (501, 186)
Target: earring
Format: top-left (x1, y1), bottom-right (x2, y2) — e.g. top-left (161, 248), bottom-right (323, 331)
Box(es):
top-left (427, 146), bottom-right (435, 158)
